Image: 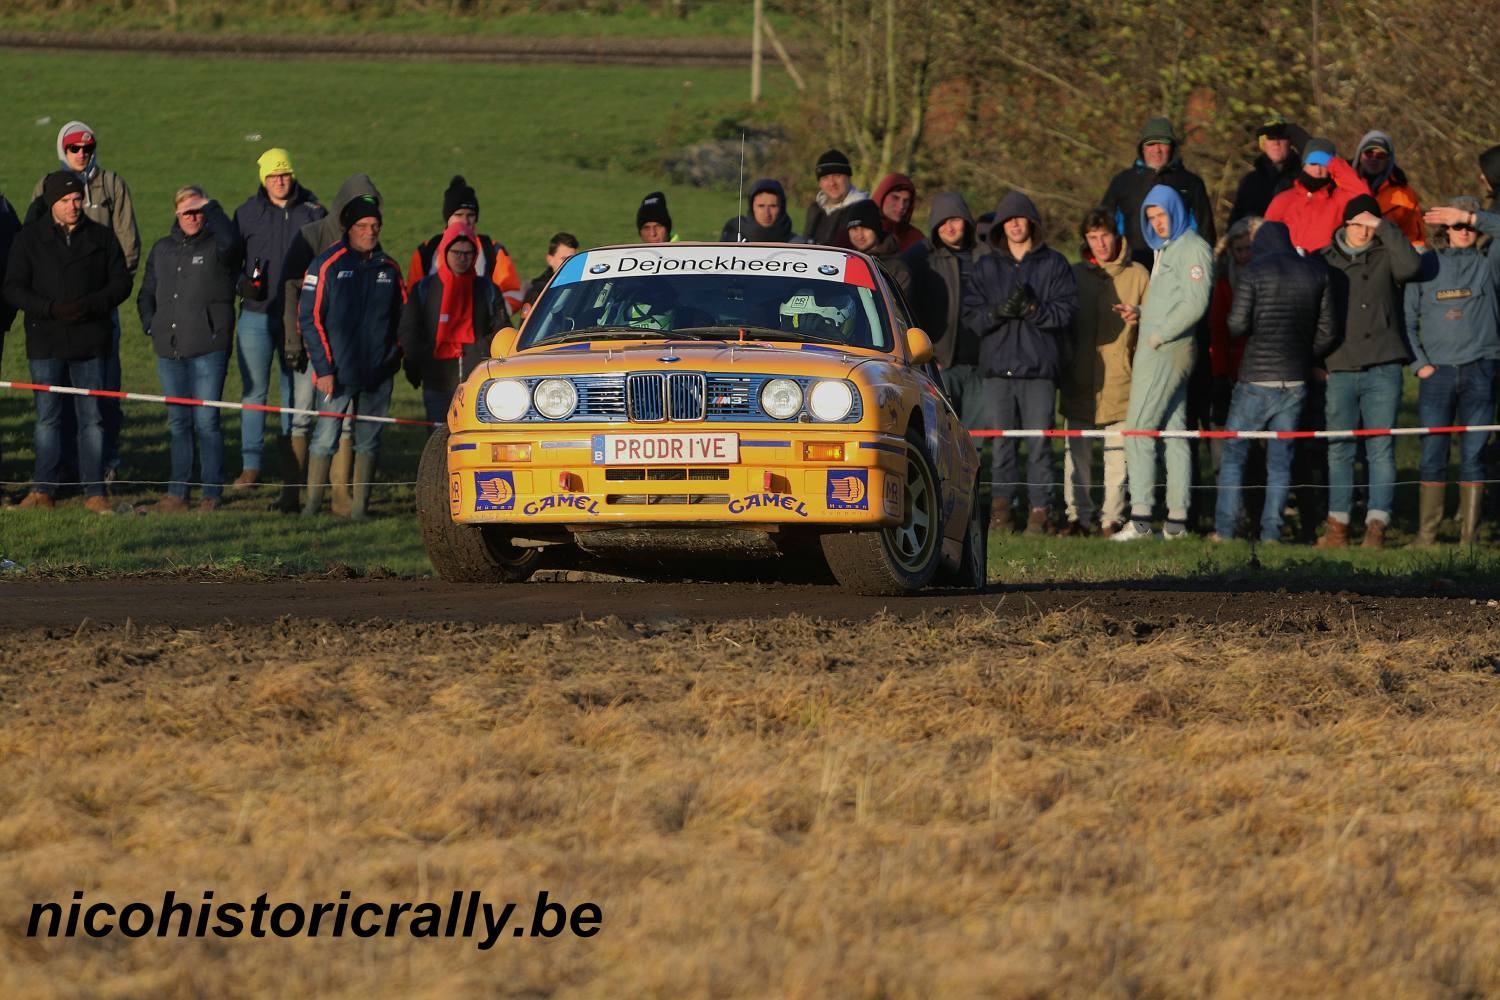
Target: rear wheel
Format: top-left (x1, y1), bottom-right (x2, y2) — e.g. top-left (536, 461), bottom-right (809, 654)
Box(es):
top-left (821, 427), bottom-right (942, 595)
top-left (416, 427), bottom-right (541, 583)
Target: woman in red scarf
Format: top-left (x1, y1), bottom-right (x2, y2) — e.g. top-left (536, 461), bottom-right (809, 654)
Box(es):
top-left (397, 221), bottom-right (506, 425)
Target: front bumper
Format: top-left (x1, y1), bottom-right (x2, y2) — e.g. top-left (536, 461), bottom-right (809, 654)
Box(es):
top-left (445, 427), bottom-right (906, 528)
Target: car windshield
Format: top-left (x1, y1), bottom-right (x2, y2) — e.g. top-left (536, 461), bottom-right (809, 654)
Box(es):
top-left (522, 255), bottom-right (894, 353)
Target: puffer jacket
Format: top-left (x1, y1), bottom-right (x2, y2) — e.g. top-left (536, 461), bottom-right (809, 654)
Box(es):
top-left (960, 191), bottom-right (1078, 380)
top-left (1402, 210), bottom-right (1500, 371)
top-left (1061, 241), bottom-right (1149, 425)
top-left (299, 238), bottom-right (405, 392)
top-left (902, 191), bottom-right (988, 368)
top-left (1227, 221), bottom-right (1336, 381)
top-left (137, 200), bottom-right (243, 360)
top-left (3, 213), bottom-right (132, 361)
top-left (1319, 219), bottom-right (1421, 372)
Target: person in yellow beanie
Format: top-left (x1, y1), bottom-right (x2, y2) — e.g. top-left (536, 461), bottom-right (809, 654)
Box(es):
top-left (231, 148), bottom-right (326, 506)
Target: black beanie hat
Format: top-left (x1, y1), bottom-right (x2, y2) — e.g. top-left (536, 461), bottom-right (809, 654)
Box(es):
top-left (340, 194), bottom-right (382, 231)
top-left (636, 191), bottom-right (672, 233)
top-left (815, 148), bottom-right (853, 178)
top-left (1342, 194), bottom-right (1382, 223)
top-left (845, 198), bottom-right (884, 235)
top-left (42, 170), bottom-right (83, 207)
top-left (442, 175), bottom-right (479, 221)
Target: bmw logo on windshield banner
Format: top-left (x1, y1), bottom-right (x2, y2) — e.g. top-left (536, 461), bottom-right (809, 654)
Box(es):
top-left (826, 470), bottom-right (869, 510)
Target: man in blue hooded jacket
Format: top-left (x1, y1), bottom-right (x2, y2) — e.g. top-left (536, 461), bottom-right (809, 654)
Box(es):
top-left (960, 191), bottom-right (1078, 534)
top-left (1114, 185), bottom-right (1214, 541)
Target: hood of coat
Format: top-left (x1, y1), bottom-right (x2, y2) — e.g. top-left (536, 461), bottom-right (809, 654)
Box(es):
top-left (1141, 184), bottom-right (1190, 250)
top-left (815, 184), bottom-right (869, 213)
top-left (1251, 219), bottom-right (1298, 259)
top-left (1354, 130), bottom-right (1398, 192)
top-left (1079, 236), bottom-right (1133, 277)
top-left (988, 190), bottom-right (1043, 247)
top-left (54, 119), bottom-right (99, 179)
top-left (926, 191), bottom-right (975, 249)
top-left (306, 174), bottom-right (383, 253)
top-left (732, 178), bottom-right (794, 242)
top-left (873, 172), bottom-right (917, 228)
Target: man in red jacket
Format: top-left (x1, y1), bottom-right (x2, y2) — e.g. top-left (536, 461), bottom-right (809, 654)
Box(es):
top-left (1265, 137), bottom-right (1371, 254)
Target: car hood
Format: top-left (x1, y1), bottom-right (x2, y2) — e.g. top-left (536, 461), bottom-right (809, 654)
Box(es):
top-left (474, 340), bottom-right (876, 382)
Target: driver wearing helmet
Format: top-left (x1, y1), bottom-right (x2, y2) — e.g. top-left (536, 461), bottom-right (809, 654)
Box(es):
top-left (622, 282), bottom-right (677, 331)
top-left (778, 286), bottom-right (854, 339)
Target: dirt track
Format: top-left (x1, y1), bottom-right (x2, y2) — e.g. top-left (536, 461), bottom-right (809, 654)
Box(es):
top-left (1, 577), bottom-right (1492, 631)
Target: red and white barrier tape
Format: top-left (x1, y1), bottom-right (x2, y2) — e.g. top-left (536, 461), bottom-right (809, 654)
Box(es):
top-left (3, 381), bottom-right (1498, 440)
top-left (0, 381), bottom-right (438, 428)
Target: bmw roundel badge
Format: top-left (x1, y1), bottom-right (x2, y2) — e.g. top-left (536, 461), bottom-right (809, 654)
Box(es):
top-left (818, 264), bottom-right (839, 275)
top-left (589, 263), bottom-right (611, 274)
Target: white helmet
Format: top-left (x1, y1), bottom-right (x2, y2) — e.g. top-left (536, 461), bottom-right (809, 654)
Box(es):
top-left (778, 288), bottom-right (852, 335)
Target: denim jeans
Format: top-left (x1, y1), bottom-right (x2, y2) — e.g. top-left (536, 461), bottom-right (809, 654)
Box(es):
top-left (1325, 364), bottom-right (1403, 521)
top-left (57, 312), bottom-right (122, 474)
top-left (1418, 359), bottom-right (1495, 483)
top-left (1214, 382), bottom-right (1307, 540)
top-left (309, 378), bottom-right (393, 460)
top-left (156, 350), bottom-right (229, 500)
top-left (982, 376), bottom-right (1055, 509)
top-left (29, 357), bottom-right (106, 497)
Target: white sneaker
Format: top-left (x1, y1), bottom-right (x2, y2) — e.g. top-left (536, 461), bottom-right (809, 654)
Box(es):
top-left (1110, 520), bottom-right (1157, 542)
top-left (1161, 521), bottom-right (1191, 541)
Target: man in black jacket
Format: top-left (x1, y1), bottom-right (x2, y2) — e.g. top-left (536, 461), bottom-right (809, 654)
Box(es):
top-left (2, 171), bottom-right (132, 512)
top-left (1211, 220), bottom-right (1336, 542)
top-left (1315, 196), bottom-right (1421, 548)
top-left (903, 191), bottom-right (989, 428)
top-left (1100, 116), bottom-right (1217, 268)
top-left (1229, 116), bottom-right (1307, 225)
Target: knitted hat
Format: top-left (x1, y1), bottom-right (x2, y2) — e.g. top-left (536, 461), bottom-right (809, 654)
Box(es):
top-left (340, 194), bottom-right (382, 230)
top-left (61, 127), bottom-right (94, 149)
top-left (636, 191), bottom-right (672, 232)
top-left (257, 147), bottom-right (295, 184)
top-left (1342, 194), bottom-right (1382, 222)
top-left (1449, 195), bottom-right (1483, 214)
top-left (1139, 116), bottom-right (1177, 146)
top-left (845, 198), bottom-right (884, 235)
top-left (815, 148), bottom-right (853, 178)
top-left (1303, 137), bottom-right (1336, 167)
top-left (42, 170), bottom-right (83, 206)
top-left (442, 175), bottom-right (479, 221)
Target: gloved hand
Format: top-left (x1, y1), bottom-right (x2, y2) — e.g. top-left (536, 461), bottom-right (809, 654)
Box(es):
top-left (50, 299), bottom-right (87, 323)
top-left (283, 333), bottom-right (308, 373)
top-left (404, 364), bottom-right (422, 390)
top-left (992, 286), bottom-right (1034, 322)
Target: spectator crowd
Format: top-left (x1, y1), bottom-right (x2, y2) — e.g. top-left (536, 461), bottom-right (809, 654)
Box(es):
top-left (4, 114), bottom-right (1500, 548)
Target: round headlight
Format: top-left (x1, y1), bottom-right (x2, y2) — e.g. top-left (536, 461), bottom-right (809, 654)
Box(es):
top-left (483, 379), bottom-right (530, 421)
top-left (808, 380), bottom-right (855, 421)
top-left (533, 378), bottom-right (578, 419)
top-left (760, 378), bottom-right (803, 420)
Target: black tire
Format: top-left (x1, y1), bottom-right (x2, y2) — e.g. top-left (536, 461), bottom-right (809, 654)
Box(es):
top-left (820, 427), bottom-right (943, 595)
top-left (416, 427), bottom-right (541, 583)
top-left (936, 479), bottom-right (987, 591)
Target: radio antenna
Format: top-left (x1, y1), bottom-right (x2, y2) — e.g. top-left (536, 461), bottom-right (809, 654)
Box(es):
top-left (735, 131), bottom-right (746, 242)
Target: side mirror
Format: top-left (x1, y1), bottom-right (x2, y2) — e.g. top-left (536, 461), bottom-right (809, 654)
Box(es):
top-left (905, 327), bottom-right (933, 366)
top-left (489, 326), bottom-right (521, 359)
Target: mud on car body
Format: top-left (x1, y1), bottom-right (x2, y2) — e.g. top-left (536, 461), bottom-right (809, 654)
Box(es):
top-left (415, 242), bottom-right (983, 595)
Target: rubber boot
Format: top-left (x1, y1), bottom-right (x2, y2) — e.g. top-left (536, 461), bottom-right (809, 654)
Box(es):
top-left (277, 435), bottom-right (308, 514)
top-left (301, 454), bottom-right (332, 518)
top-left (1411, 482), bottom-right (1445, 548)
top-left (329, 435), bottom-right (354, 517)
top-left (1458, 483), bottom-right (1484, 545)
top-left (351, 453), bottom-right (376, 522)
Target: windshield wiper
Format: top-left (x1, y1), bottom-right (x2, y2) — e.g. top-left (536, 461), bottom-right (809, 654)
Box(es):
top-left (541, 326), bottom-right (705, 346)
top-left (671, 325), bottom-right (850, 348)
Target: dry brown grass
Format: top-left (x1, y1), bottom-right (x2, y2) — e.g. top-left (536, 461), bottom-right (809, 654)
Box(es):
top-left (2, 605), bottom-right (1499, 998)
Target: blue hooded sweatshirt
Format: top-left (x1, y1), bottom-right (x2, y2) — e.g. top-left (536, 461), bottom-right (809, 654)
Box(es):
top-left (1403, 210), bottom-right (1500, 370)
top-left (1137, 184), bottom-right (1214, 349)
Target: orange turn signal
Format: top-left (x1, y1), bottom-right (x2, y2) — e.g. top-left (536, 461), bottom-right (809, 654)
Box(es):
top-left (802, 442), bottom-right (845, 462)
top-left (491, 443), bottom-right (532, 463)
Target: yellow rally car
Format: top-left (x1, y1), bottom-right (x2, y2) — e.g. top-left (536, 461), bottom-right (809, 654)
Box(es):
top-left (415, 242), bottom-right (983, 595)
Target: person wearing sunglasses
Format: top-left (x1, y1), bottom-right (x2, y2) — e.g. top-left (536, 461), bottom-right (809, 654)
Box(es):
top-left (136, 187), bottom-right (243, 514)
top-left (1404, 197), bottom-right (1500, 545)
top-left (26, 120), bottom-right (141, 494)
top-left (1352, 131), bottom-right (1425, 248)
top-left (398, 221), bottom-right (505, 426)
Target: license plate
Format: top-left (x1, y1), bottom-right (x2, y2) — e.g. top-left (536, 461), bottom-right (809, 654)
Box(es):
top-left (591, 432), bottom-right (739, 465)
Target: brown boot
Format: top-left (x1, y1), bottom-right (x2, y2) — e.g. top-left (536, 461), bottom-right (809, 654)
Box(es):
top-left (1459, 483), bottom-right (1484, 545)
top-left (148, 495), bottom-right (189, 514)
top-left (232, 468), bottom-right (260, 489)
top-left (1361, 519), bottom-right (1387, 549)
top-left (83, 496), bottom-right (113, 515)
top-left (329, 436), bottom-right (353, 517)
top-left (17, 491), bottom-right (54, 510)
top-left (988, 498), bottom-right (1014, 535)
top-left (1411, 482), bottom-right (1445, 548)
top-left (1314, 516), bottom-right (1349, 549)
top-left (1025, 506), bottom-right (1051, 536)
top-left (276, 435), bottom-right (308, 513)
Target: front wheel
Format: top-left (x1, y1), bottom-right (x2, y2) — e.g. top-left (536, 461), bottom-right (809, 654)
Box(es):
top-left (416, 427), bottom-right (541, 583)
top-left (820, 428), bottom-right (942, 595)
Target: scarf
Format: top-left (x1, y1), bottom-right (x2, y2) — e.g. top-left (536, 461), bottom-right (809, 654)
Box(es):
top-left (433, 221), bottom-right (478, 362)
top-left (1300, 173), bottom-right (1333, 194)
top-left (1334, 230), bottom-right (1375, 258)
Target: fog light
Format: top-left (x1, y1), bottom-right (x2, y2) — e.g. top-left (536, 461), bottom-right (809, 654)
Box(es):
top-left (802, 442), bottom-right (845, 461)
top-left (491, 443), bottom-right (532, 462)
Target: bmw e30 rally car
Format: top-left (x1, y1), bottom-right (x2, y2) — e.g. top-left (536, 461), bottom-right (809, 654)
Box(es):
top-left (414, 242), bottom-right (983, 595)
